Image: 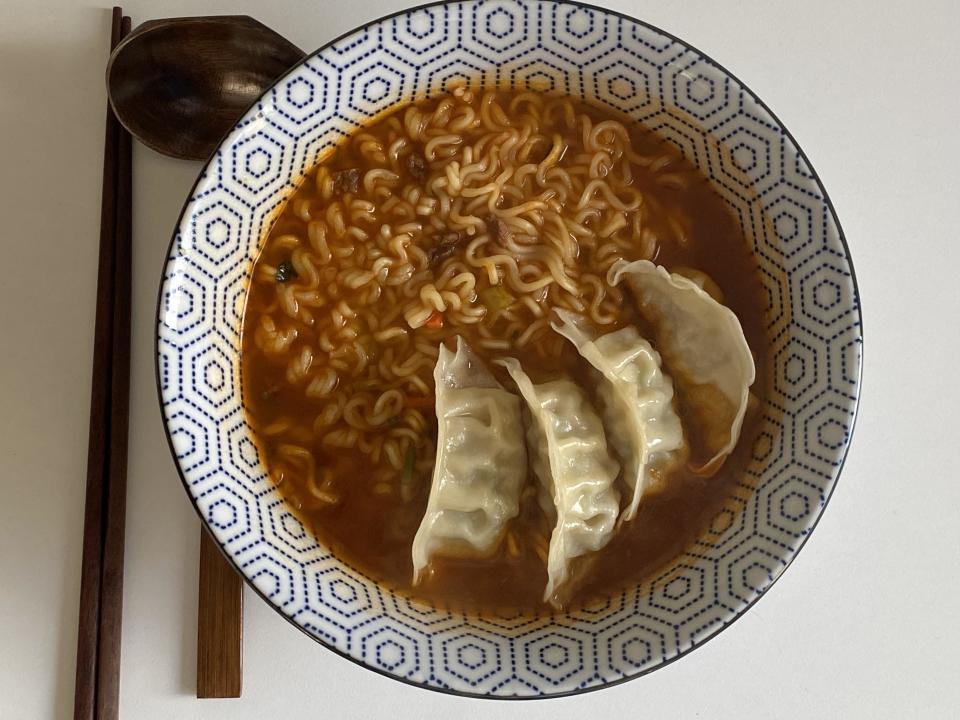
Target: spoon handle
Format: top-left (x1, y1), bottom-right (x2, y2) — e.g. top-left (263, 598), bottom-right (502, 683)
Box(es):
top-left (197, 527), bottom-right (243, 698)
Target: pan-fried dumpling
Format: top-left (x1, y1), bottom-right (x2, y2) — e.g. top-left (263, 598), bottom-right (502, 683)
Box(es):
top-left (551, 310), bottom-right (685, 521)
top-left (411, 337), bottom-right (526, 583)
top-left (498, 358), bottom-right (620, 607)
top-left (608, 259), bottom-right (756, 474)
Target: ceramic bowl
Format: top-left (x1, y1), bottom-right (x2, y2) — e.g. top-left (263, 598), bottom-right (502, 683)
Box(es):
top-left (157, 0), bottom-right (862, 698)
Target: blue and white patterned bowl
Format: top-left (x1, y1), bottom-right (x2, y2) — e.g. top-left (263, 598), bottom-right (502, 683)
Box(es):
top-left (157, 0), bottom-right (862, 698)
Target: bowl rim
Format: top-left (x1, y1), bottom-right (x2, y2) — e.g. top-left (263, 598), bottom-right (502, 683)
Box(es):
top-left (154, 0), bottom-right (863, 700)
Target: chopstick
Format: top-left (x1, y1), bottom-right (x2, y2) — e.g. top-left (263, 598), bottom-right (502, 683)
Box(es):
top-left (197, 528), bottom-right (244, 698)
top-left (73, 8), bottom-right (133, 720)
top-left (73, 8), bottom-right (122, 719)
top-left (96, 12), bottom-right (133, 719)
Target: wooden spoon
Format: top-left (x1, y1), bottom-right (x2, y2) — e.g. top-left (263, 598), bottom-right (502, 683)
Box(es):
top-left (106, 16), bottom-right (304, 698)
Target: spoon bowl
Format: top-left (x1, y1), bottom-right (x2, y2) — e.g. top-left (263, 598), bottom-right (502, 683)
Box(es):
top-left (106, 16), bottom-right (304, 160)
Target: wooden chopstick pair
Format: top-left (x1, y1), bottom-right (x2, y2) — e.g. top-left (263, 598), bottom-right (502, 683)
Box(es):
top-left (73, 7), bottom-right (132, 720)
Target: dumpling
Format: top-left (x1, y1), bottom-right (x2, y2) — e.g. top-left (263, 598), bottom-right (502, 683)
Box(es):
top-left (551, 309), bottom-right (685, 522)
top-left (498, 358), bottom-right (620, 607)
top-left (608, 259), bottom-right (756, 474)
top-left (411, 337), bottom-right (526, 583)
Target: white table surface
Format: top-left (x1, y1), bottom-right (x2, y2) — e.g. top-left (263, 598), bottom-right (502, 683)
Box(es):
top-left (1, 0), bottom-right (959, 717)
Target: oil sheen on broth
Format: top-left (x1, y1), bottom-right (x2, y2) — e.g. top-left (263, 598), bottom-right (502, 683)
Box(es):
top-left (241, 88), bottom-right (768, 614)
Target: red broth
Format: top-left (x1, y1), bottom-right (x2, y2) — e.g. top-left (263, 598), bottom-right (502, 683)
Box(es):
top-left (241, 90), bottom-right (768, 613)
